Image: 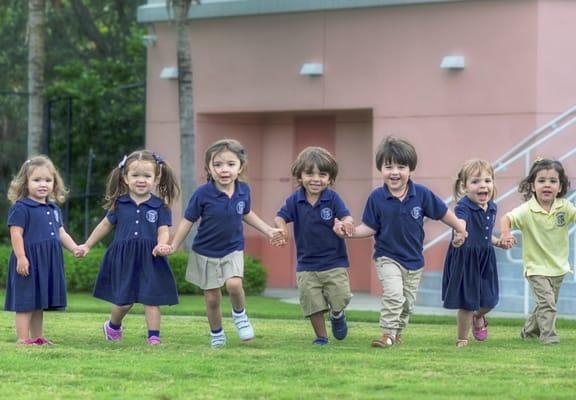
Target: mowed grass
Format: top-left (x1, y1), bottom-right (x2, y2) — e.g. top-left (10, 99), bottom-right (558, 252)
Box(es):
top-left (0, 293), bottom-right (575, 400)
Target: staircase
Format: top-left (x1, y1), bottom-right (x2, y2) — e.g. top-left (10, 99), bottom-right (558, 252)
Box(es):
top-left (418, 105), bottom-right (576, 316)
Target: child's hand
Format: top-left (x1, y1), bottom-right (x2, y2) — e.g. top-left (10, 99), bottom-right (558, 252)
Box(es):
top-left (333, 218), bottom-right (351, 238)
top-left (269, 229), bottom-right (287, 247)
top-left (16, 256), bottom-right (30, 276)
top-left (498, 234), bottom-right (516, 249)
top-left (152, 243), bottom-right (173, 256)
top-left (75, 244), bottom-right (90, 257)
top-left (72, 246), bottom-right (86, 258)
top-left (452, 231), bottom-right (466, 248)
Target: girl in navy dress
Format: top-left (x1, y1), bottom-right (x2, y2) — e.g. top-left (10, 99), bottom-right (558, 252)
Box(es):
top-left (165, 139), bottom-right (284, 348)
top-left (442, 159), bottom-right (511, 347)
top-left (5, 155), bottom-right (82, 345)
top-left (79, 150), bottom-right (180, 345)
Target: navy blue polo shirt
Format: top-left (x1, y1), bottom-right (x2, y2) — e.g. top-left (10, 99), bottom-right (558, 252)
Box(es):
top-left (362, 180), bottom-right (448, 270)
top-left (8, 198), bottom-right (63, 243)
top-left (454, 196), bottom-right (497, 249)
top-left (185, 181), bottom-right (251, 258)
top-left (107, 194), bottom-right (171, 242)
top-left (277, 187), bottom-right (350, 272)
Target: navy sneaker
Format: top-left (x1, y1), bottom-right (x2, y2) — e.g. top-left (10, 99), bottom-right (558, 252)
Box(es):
top-left (312, 336), bottom-right (329, 346)
top-left (331, 313), bottom-right (348, 340)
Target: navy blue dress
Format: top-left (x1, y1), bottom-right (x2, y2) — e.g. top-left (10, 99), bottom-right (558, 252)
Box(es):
top-left (442, 197), bottom-right (499, 310)
top-left (5, 198), bottom-right (67, 312)
top-left (93, 195), bottom-right (179, 306)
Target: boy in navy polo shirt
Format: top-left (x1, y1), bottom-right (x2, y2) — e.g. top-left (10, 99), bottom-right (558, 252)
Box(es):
top-left (275, 147), bottom-right (354, 345)
top-left (335, 137), bottom-right (466, 348)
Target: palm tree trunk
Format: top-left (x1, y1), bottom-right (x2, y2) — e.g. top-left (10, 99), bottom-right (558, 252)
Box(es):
top-left (170, 0), bottom-right (197, 249)
top-left (27, 0), bottom-right (46, 157)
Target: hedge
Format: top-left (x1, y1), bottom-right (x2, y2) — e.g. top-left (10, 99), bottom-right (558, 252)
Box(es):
top-left (0, 245), bottom-right (267, 295)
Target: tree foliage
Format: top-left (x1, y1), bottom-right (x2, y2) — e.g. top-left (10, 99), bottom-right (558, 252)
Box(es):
top-left (0, 0), bottom-right (147, 243)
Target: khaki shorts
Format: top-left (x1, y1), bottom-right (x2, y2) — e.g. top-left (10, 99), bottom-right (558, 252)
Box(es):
top-left (186, 250), bottom-right (244, 290)
top-left (297, 268), bottom-right (352, 317)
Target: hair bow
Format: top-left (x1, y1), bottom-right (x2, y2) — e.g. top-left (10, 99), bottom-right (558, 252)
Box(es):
top-left (152, 152), bottom-right (165, 165)
top-left (118, 155), bottom-right (128, 169)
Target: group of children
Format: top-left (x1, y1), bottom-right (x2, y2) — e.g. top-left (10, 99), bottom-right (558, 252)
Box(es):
top-left (5, 136), bottom-right (575, 348)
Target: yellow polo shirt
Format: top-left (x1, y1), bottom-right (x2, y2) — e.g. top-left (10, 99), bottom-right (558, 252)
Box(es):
top-left (506, 197), bottom-right (576, 277)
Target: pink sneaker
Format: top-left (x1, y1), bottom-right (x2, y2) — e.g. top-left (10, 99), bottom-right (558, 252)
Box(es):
top-left (147, 336), bottom-right (161, 345)
top-left (103, 320), bottom-right (123, 341)
top-left (473, 315), bottom-right (488, 341)
top-left (34, 337), bottom-right (55, 345)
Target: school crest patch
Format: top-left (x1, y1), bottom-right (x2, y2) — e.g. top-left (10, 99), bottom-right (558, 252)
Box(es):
top-left (146, 210), bottom-right (158, 223)
top-left (54, 209), bottom-right (60, 223)
top-left (236, 201), bottom-right (246, 215)
top-left (555, 212), bottom-right (566, 227)
top-left (320, 208), bottom-right (333, 221)
top-left (411, 206), bottom-right (422, 220)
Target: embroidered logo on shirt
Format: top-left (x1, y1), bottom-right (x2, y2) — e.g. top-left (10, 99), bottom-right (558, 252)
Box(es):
top-left (236, 201), bottom-right (246, 214)
top-left (411, 206), bottom-right (422, 220)
top-left (146, 210), bottom-right (158, 223)
top-left (320, 208), bottom-right (333, 221)
top-left (54, 209), bottom-right (60, 223)
top-left (556, 212), bottom-right (566, 227)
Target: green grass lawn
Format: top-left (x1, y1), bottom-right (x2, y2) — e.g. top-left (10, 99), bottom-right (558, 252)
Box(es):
top-left (1, 292), bottom-right (575, 399)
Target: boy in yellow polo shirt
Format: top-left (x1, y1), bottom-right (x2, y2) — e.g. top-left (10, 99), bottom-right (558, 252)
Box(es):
top-left (500, 158), bottom-right (576, 344)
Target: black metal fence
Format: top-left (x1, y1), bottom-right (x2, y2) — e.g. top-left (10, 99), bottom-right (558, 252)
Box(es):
top-left (0, 83), bottom-right (145, 243)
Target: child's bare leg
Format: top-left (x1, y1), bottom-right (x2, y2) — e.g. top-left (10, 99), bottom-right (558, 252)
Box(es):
top-left (225, 277), bottom-right (245, 311)
top-left (204, 288), bottom-right (222, 330)
top-left (110, 304), bottom-right (133, 325)
top-left (29, 310), bottom-right (44, 339)
top-left (457, 309), bottom-right (473, 340)
top-left (15, 312), bottom-right (32, 342)
top-left (144, 305), bottom-right (161, 331)
top-left (310, 312), bottom-right (328, 338)
top-left (473, 307), bottom-right (491, 326)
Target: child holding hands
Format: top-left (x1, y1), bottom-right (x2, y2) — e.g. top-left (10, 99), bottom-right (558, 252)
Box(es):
top-left (79, 150), bottom-right (180, 345)
top-left (165, 139), bottom-right (284, 348)
top-left (275, 147), bottom-right (354, 345)
top-left (335, 136), bottom-right (467, 348)
top-left (442, 159), bottom-right (511, 347)
top-left (500, 158), bottom-right (576, 344)
top-left (5, 156), bottom-right (82, 345)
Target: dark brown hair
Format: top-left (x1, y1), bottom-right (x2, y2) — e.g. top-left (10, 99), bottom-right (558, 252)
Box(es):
top-left (375, 136), bottom-right (417, 171)
top-left (518, 158), bottom-right (569, 201)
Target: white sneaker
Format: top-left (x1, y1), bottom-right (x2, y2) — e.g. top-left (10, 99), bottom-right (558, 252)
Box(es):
top-left (210, 330), bottom-right (226, 349)
top-left (232, 311), bottom-right (255, 341)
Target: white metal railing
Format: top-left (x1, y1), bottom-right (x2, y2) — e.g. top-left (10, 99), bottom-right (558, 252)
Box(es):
top-left (422, 105), bottom-right (576, 315)
top-left (424, 108), bottom-right (576, 251)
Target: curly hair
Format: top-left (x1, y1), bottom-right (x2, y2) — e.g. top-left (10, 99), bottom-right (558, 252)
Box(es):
top-left (7, 155), bottom-right (68, 204)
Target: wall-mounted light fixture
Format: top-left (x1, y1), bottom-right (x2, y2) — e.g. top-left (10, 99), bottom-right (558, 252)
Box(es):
top-left (142, 33), bottom-right (157, 48)
top-left (440, 55), bottom-right (465, 70)
top-left (300, 63), bottom-right (324, 77)
top-left (160, 67), bottom-right (178, 80)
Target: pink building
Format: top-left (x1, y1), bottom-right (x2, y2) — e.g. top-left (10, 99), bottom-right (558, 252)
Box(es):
top-left (138, 0), bottom-right (576, 296)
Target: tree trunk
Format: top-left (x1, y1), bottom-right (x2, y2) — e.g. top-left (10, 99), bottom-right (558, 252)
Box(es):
top-left (27, 0), bottom-right (46, 157)
top-left (170, 0), bottom-right (197, 249)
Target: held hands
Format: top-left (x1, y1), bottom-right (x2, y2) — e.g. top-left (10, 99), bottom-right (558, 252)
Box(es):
top-left (333, 218), bottom-right (354, 238)
top-left (16, 256), bottom-right (30, 276)
top-left (74, 244), bottom-right (89, 258)
top-left (152, 243), bottom-right (174, 257)
top-left (497, 234), bottom-right (516, 249)
top-left (451, 218), bottom-right (468, 248)
top-left (269, 228), bottom-right (287, 247)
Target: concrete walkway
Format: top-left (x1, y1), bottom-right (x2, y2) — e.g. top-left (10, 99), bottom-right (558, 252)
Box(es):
top-left (262, 288), bottom-right (553, 319)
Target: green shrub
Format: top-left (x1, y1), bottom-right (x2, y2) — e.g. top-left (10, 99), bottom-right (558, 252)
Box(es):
top-left (0, 245), bottom-right (267, 295)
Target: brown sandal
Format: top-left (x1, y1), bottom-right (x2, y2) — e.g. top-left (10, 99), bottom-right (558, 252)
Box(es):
top-left (371, 334), bottom-right (396, 348)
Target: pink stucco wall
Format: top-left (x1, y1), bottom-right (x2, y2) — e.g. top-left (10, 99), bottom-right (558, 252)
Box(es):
top-left (144, 0), bottom-right (576, 293)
